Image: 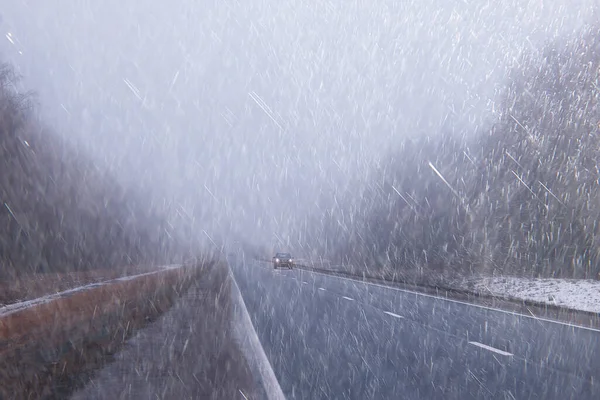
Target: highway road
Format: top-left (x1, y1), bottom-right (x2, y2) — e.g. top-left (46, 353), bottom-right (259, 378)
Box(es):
top-left (229, 257), bottom-right (600, 399)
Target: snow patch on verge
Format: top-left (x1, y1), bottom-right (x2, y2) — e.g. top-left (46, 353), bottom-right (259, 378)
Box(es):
top-left (474, 276), bottom-right (600, 314)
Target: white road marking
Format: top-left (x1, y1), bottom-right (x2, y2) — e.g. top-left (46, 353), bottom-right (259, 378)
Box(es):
top-left (468, 341), bottom-right (513, 357)
top-left (302, 281), bottom-right (308, 285)
top-left (230, 277), bottom-right (286, 400)
top-left (318, 287), bottom-right (325, 291)
top-left (308, 270), bottom-right (600, 334)
top-left (342, 296), bottom-right (354, 301)
top-left (384, 311), bottom-right (404, 319)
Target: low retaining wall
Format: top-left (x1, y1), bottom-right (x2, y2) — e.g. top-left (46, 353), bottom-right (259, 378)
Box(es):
top-left (0, 265), bottom-right (199, 399)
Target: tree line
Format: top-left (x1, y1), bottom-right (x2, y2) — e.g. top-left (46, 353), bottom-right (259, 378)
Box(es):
top-left (0, 63), bottom-right (187, 278)
top-left (327, 24), bottom-right (600, 280)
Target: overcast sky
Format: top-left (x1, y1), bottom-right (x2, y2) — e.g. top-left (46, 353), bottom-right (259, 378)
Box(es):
top-left (0, 0), bottom-right (597, 249)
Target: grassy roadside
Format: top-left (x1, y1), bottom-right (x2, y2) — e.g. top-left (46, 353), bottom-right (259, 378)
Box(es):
top-left (70, 259), bottom-right (262, 400)
top-left (0, 261), bottom-right (203, 399)
top-left (0, 266), bottom-right (170, 307)
top-left (0, 57), bottom-right (213, 398)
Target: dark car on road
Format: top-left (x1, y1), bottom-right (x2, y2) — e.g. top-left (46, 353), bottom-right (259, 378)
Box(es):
top-left (273, 252), bottom-right (294, 269)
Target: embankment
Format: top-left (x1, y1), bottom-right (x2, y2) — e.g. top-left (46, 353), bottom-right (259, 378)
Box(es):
top-left (70, 258), bottom-right (284, 400)
top-left (0, 263), bottom-right (200, 399)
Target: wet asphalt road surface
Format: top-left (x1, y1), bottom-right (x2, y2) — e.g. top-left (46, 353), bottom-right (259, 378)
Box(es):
top-left (230, 258), bottom-right (600, 400)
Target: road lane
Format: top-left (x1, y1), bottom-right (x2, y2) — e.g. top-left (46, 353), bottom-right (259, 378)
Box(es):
top-left (305, 268), bottom-right (600, 385)
top-left (230, 258), bottom-right (600, 399)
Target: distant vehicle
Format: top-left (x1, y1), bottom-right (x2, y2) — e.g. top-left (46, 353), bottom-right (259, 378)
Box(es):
top-left (273, 252), bottom-right (294, 269)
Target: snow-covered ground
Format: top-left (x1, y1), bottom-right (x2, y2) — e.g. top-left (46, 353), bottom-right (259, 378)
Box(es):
top-left (474, 277), bottom-right (600, 314)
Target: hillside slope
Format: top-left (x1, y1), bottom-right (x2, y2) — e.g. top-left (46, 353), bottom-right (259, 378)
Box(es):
top-left (0, 62), bottom-right (184, 283)
top-left (331, 24), bottom-right (600, 281)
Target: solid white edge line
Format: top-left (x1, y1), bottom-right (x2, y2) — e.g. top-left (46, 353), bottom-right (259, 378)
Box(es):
top-left (308, 270), bottom-right (600, 334)
top-left (384, 311), bottom-right (404, 319)
top-left (342, 296), bottom-right (354, 301)
top-left (468, 341), bottom-right (513, 356)
top-left (230, 274), bottom-right (286, 400)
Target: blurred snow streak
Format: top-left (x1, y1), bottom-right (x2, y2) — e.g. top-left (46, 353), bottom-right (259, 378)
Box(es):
top-left (0, 0), bottom-right (599, 279)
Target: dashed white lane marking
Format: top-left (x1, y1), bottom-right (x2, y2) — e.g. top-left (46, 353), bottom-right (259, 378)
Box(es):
top-left (342, 296), bottom-right (354, 301)
top-left (307, 270), bottom-right (600, 334)
top-left (384, 311), bottom-right (404, 319)
top-left (318, 287), bottom-right (325, 291)
top-left (468, 341), bottom-right (513, 357)
top-left (302, 281), bottom-right (308, 285)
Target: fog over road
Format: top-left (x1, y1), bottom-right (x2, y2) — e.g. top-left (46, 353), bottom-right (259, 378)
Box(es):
top-left (230, 257), bottom-right (600, 399)
top-left (3, 2), bottom-right (600, 396)
top-left (1, 1), bottom-right (598, 249)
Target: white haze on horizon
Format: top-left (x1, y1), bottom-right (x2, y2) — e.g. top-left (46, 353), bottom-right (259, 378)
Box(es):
top-left (0, 0), bottom-right (597, 251)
